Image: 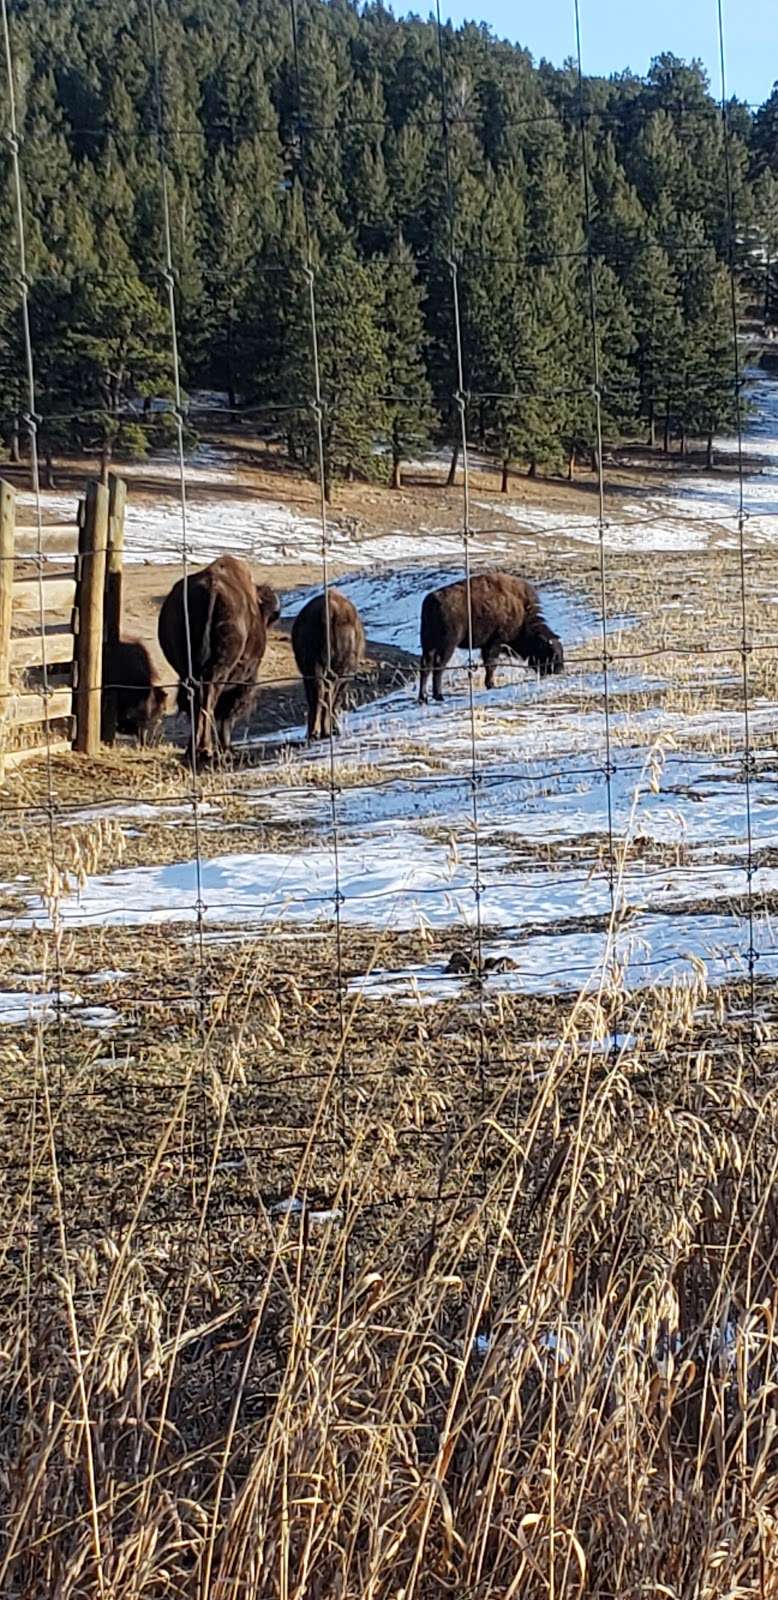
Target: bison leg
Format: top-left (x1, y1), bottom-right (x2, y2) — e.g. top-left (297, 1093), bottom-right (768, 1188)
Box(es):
top-left (195, 682), bottom-right (218, 766)
top-left (431, 653), bottom-right (447, 703)
top-left (322, 678), bottom-right (343, 739)
top-left (420, 654), bottom-right (447, 703)
top-left (217, 716), bottom-right (234, 760)
top-left (418, 658), bottom-right (431, 704)
top-left (302, 674), bottom-right (322, 741)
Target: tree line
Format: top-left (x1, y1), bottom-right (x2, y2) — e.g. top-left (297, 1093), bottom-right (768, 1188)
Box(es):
top-left (1, 0), bottom-right (778, 496)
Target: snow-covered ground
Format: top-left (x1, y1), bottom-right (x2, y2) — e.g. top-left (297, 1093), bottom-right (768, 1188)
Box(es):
top-left (4, 617), bottom-right (774, 1000)
top-left (479, 371), bottom-right (778, 553)
top-left (13, 370), bottom-right (778, 566)
top-left (5, 375), bottom-right (778, 1012)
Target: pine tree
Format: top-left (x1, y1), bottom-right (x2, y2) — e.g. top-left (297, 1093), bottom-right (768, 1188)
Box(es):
top-left (251, 216), bottom-right (389, 502)
top-left (626, 241), bottom-right (684, 447)
top-left (382, 236), bottom-right (434, 488)
top-left (311, 233), bottom-right (389, 501)
top-left (202, 139), bottom-right (281, 403)
top-left (64, 220), bottom-right (172, 477)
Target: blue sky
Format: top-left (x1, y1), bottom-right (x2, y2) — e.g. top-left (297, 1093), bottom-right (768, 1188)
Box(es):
top-left (403, 0), bottom-right (776, 106)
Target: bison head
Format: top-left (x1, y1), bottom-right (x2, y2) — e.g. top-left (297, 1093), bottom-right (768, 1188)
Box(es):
top-left (256, 584), bottom-right (281, 626)
top-left (517, 618), bottom-right (564, 676)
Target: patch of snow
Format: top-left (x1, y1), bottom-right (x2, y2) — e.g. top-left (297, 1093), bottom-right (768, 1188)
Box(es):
top-left (482, 371), bottom-right (778, 553)
top-left (186, 390), bottom-right (232, 413)
top-left (270, 1196), bottom-right (341, 1223)
top-left (7, 835), bottom-right (778, 939)
top-left (351, 909), bottom-right (773, 1001)
top-left (0, 988), bottom-right (120, 1028)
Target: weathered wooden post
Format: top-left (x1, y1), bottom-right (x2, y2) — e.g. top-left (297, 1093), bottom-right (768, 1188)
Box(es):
top-left (0, 480), bottom-right (15, 785)
top-left (74, 480), bottom-right (108, 756)
top-left (101, 473), bottom-right (127, 745)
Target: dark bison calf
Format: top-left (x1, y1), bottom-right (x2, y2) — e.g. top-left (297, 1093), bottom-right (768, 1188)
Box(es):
top-left (291, 589), bottom-right (365, 741)
top-left (157, 554), bottom-right (280, 764)
top-left (101, 638), bottom-right (166, 747)
top-left (419, 572), bottom-right (563, 703)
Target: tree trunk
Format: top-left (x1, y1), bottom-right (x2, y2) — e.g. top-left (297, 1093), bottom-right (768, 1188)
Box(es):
top-left (44, 450), bottom-right (55, 490)
top-left (345, 462), bottom-right (354, 483)
top-left (647, 409), bottom-right (655, 449)
top-left (391, 455), bottom-right (402, 490)
top-left (446, 440), bottom-right (459, 488)
top-left (10, 415), bottom-right (20, 464)
top-left (706, 430), bottom-right (714, 470)
top-left (663, 408), bottom-right (670, 455)
top-left (568, 448), bottom-right (576, 482)
top-left (527, 457), bottom-right (537, 480)
top-left (100, 437), bottom-right (112, 485)
top-left (590, 447), bottom-right (599, 475)
top-left (679, 429), bottom-right (686, 457)
top-left (287, 430), bottom-right (297, 464)
top-left (227, 315), bottom-right (236, 413)
top-left (323, 459), bottom-right (332, 505)
top-left (228, 385), bottom-right (237, 412)
top-left (501, 458), bottom-right (510, 494)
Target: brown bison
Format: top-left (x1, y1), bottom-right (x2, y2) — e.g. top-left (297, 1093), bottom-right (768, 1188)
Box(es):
top-left (101, 638), bottom-right (166, 747)
top-left (291, 588), bottom-right (365, 741)
top-left (157, 554), bottom-right (280, 764)
top-left (418, 573), bottom-right (563, 703)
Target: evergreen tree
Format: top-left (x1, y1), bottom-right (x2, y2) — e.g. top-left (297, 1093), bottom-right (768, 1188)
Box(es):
top-left (0, 0), bottom-right (769, 478)
top-left (382, 235), bottom-right (434, 488)
top-left (626, 241), bottom-right (684, 446)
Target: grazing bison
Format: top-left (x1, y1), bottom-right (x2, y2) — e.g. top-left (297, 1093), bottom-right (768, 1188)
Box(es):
top-left (102, 638), bottom-right (166, 747)
top-left (292, 588), bottom-right (365, 741)
top-left (418, 573), bottom-right (563, 703)
top-left (157, 554), bottom-right (280, 764)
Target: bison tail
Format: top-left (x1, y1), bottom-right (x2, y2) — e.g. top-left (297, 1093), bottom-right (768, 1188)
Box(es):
top-left (419, 591), bottom-right (441, 654)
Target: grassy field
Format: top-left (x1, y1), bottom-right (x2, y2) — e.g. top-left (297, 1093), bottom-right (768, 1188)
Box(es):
top-left (2, 398), bottom-right (778, 1595)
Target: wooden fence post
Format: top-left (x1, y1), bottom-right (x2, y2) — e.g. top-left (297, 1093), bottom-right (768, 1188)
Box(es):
top-left (102, 473), bottom-right (126, 745)
top-left (74, 480), bottom-right (108, 756)
top-left (0, 480), bottom-right (15, 784)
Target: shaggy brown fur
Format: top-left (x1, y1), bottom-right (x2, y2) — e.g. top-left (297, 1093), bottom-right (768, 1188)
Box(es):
top-left (157, 555), bottom-right (280, 763)
top-left (101, 638), bottom-right (166, 747)
top-left (291, 589), bottom-right (366, 740)
top-left (419, 572), bottom-right (563, 702)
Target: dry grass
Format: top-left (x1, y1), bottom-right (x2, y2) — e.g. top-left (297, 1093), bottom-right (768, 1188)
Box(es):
top-left (2, 534), bottom-right (778, 1596)
top-left (1, 909), bottom-right (777, 1597)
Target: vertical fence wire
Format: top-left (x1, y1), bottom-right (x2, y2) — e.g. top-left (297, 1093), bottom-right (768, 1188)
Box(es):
top-left (145, 0), bottom-right (217, 1369)
top-left (288, 0), bottom-right (349, 1116)
top-left (1, 3), bottom-right (108, 1589)
top-left (717, 0), bottom-right (757, 1052)
top-left (1, 0), bottom-right (68, 1094)
top-left (574, 0), bottom-right (617, 949)
top-left (0, 0), bottom-right (74, 1246)
top-left (433, 1), bottom-right (489, 1193)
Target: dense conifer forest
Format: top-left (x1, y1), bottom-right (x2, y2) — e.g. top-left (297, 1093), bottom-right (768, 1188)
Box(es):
top-left (2, 0), bottom-right (778, 493)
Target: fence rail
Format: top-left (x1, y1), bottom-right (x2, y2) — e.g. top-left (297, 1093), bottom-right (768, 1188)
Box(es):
top-left (0, 472), bottom-right (127, 781)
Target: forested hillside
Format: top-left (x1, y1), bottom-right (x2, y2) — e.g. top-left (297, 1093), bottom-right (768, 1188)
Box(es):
top-left (2, 0), bottom-right (778, 493)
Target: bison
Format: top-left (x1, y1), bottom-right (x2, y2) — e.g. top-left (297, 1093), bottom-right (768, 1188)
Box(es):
top-left (291, 588), bottom-right (365, 741)
top-left (418, 572), bottom-right (563, 703)
top-left (157, 554), bottom-right (280, 764)
top-left (101, 638), bottom-right (166, 747)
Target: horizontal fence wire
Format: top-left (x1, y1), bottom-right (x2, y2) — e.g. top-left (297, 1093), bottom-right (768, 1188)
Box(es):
top-left (0, 0), bottom-right (775, 1586)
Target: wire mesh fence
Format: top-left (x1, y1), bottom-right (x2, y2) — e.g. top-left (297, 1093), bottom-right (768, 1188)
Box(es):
top-left (2, 0), bottom-right (778, 1592)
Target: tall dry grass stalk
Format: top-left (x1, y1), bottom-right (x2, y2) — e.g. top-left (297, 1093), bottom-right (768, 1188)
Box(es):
top-left (1, 933), bottom-right (777, 1599)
